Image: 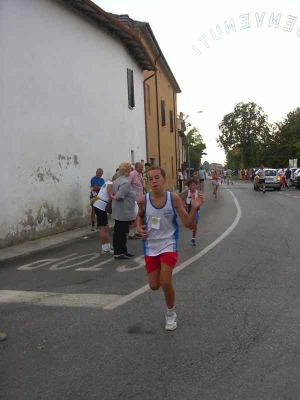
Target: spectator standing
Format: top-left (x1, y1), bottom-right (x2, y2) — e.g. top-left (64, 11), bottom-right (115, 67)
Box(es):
top-left (93, 176), bottom-right (116, 254)
top-left (90, 168), bottom-right (105, 231)
top-left (178, 169), bottom-right (184, 193)
top-left (128, 162), bottom-right (145, 239)
top-left (143, 162), bottom-right (152, 193)
top-left (111, 162), bottom-right (136, 260)
top-left (285, 168), bottom-right (291, 188)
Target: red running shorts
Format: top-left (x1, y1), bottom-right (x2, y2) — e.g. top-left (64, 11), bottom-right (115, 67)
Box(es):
top-left (145, 252), bottom-right (178, 274)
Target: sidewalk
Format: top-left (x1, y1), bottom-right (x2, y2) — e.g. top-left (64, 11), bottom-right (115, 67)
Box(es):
top-left (0, 223), bottom-right (114, 263)
top-left (0, 189), bottom-right (185, 263)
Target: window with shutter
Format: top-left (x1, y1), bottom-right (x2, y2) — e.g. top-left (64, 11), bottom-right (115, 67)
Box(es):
top-left (169, 110), bottom-right (174, 132)
top-left (161, 100), bottom-right (166, 126)
top-left (127, 69), bottom-right (135, 109)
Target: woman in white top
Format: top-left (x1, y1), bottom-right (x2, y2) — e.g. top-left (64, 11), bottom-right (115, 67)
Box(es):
top-left (93, 178), bottom-right (114, 254)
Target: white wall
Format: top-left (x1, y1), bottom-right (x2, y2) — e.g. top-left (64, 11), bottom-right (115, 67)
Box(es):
top-left (0, 0), bottom-right (147, 248)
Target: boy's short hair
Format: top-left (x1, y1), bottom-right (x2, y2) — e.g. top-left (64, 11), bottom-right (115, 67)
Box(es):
top-left (147, 166), bottom-right (166, 178)
top-left (144, 162), bottom-right (151, 167)
top-left (186, 178), bottom-right (198, 186)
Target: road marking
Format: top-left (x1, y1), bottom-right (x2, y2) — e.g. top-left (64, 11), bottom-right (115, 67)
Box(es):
top-left (18, 254), bottom-right (78, 270)
top-left (293, 196), bottom-right (300, 199)
top-left (0, 290), bottom-right (123, 308)
top-left (104, 188), bottom-right (242, 310)
top-left (17, 253), bottom-right (142, 272)
top-left (75, 258), bottom-right (112, 271)
top-left (116, 255), bottom-right (144, 272)
top-left (49, 253), bottom-right (100, 270)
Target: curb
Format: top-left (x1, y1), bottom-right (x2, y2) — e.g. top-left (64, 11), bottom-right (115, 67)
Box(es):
top-left (0, 190), bottom-right (188, 263)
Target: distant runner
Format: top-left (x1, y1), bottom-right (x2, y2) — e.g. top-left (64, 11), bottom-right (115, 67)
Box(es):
top-left (256, 165), bottom-right (266, 194)
top-left (182, 178), bottom-right (201, 246)
top-left (198, 167), bottom-right (206, 190)
top-left (225, 168), bottom-right (233, 185)
top-left (211, 170), bottom-right (220, 198)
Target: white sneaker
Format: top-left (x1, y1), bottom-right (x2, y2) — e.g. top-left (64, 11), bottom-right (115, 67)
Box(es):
top-left (102, 244), bottom-right (114, 254)
top-left (165, 312), bottom-right (177, 331)
top-left (102, 248), bottom-right (114, 254)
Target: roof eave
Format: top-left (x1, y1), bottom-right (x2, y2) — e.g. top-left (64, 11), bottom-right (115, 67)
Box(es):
top-left (134, 21), bottom-right (181, 93)
top-left (62, 0), bottom-right (156, 71)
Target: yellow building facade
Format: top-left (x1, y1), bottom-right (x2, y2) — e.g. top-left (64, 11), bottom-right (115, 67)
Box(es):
top-left (117, 16), bottom-right (181, 189)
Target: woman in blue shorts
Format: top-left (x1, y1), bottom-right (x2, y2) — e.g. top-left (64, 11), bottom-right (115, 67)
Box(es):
top-left (182, 178), bottom-right (200, 246)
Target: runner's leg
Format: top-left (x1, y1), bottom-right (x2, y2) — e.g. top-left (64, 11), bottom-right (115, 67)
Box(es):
top-left (147, 268), bottom-right (161, 290)
top-left (160, 263), bottom-right (175, 309)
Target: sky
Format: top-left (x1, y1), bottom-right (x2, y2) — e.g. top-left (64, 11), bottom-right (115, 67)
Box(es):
top-left (95, 0), bottom-right (300, 165)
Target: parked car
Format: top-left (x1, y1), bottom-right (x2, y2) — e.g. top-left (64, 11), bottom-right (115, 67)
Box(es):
top-left (290, 167), bottom-right (299, 187)
top-left (293, 168), bottom-right (300, 189)
top-left (253, 168), bottom-right (282, 191)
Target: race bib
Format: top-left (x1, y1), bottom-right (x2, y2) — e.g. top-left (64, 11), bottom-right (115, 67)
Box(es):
top-left (149, 217), bottom-right (160, 230)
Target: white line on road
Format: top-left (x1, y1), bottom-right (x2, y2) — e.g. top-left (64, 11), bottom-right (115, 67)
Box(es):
top-left (0, 290), bottom-right (123, 308)
top-left (103, 189), bottom-right (242, 310)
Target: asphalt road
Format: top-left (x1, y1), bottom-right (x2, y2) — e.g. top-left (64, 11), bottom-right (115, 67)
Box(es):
top-left (1, 181), bottom-right (300, 400)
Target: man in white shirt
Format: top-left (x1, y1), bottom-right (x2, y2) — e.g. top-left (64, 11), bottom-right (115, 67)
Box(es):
top-left (226, 168), bottom-right (233, 185)
top-left (198, 167), bottom-right (206, 190)
top-left (256, 165), bottom-right (266, 194)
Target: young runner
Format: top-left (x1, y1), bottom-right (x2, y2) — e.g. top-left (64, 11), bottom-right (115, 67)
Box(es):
top-left (181, 178), bottom-right (200, 246)
top-left (198, 167), bottom-right (206, 190)
top-left (256, 165), bottom-right (266, 194)
top-left (137, 166), bottom-right (204, 331)
top-left (211, 170), bottom-right (220, 198)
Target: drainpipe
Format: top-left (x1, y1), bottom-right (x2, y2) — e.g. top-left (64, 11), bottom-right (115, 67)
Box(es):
top-left (143, 72), bottom-right (155, 162)
top-left (173, 89), bottom-right (178, 180)
top-left (154, 55), bottom-right (162, 165)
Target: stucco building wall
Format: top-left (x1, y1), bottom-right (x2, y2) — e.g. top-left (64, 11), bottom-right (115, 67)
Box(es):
top-left (0, 0), bottom-right (146, 248)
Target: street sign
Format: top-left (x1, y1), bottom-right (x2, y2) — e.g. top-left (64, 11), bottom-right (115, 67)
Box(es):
top-left (289, 159), bottom-right (297, 168)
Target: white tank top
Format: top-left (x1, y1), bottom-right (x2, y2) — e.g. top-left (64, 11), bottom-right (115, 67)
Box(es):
top-left (93, 180), bottom-right (112, 211)
top-left (143, 191), bottom-right (179, 256)
top-left (185, 190), bottom-right (199, 205)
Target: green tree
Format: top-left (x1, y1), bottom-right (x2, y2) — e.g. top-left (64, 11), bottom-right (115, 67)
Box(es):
top-left (202, 161), bottom-right (210, 171)
top-left (259, 108), bottom-right (300, 167)
top-left (187, 128), bottom-right (207, 170)
top-left (181, 114), bottom-right (207, 171)
top-left (225, 147), bottom-right (242, 171)
top-left (217, 102), bottom-right (270, 168)
top-left (277, 108), bottom-right (300, 166)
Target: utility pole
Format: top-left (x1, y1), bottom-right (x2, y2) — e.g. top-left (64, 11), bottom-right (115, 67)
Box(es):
top-left (187, 132), bottom-right (191, 178)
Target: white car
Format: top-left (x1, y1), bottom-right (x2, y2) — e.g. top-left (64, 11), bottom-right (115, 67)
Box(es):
top-left (290, 167), bottom-right (300, 186)
top-left (293, 168), bottom-right (300, 189)
top-left (254, 168), bottom-right (282, 191)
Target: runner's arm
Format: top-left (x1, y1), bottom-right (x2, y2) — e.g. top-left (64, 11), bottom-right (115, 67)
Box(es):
top-left (172, 192), bottom-right (203, 228)
top-left (136, 196), bottom-right (147, 237)
top-left (181, 191), bottom-right (188, 206)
